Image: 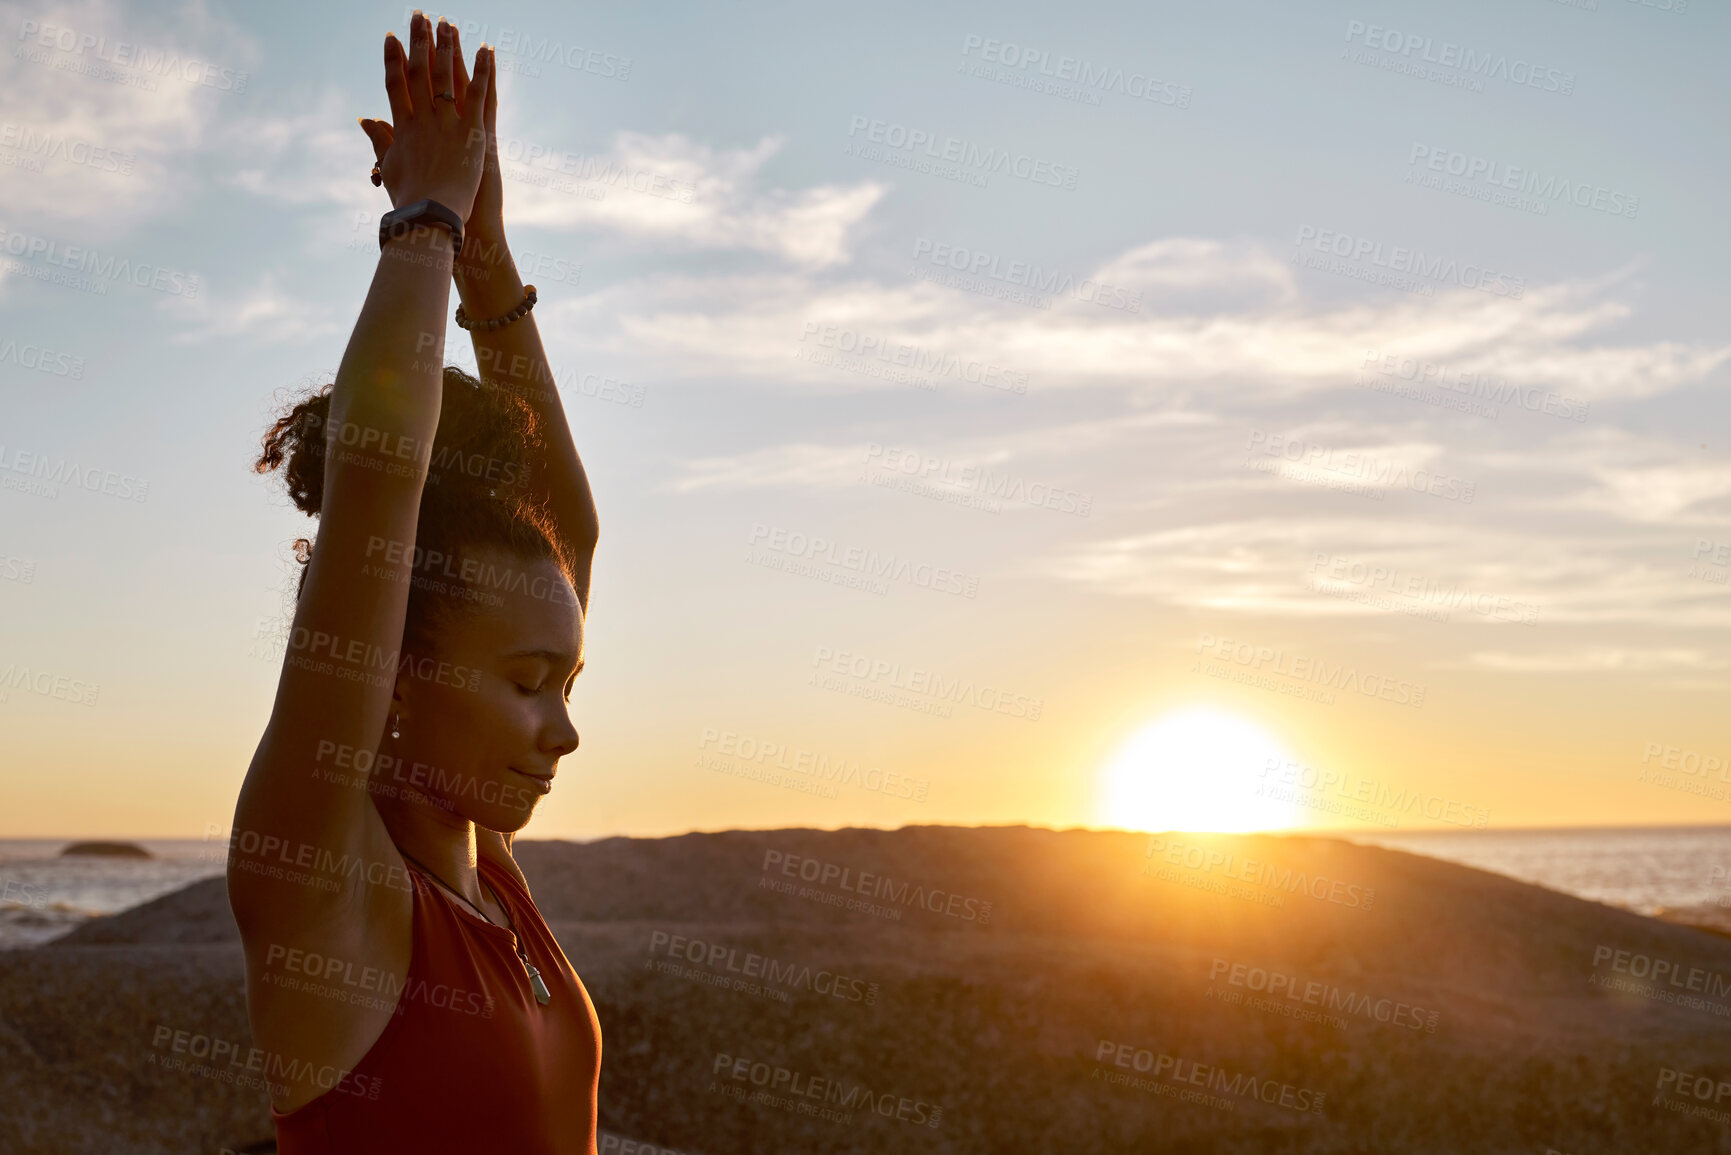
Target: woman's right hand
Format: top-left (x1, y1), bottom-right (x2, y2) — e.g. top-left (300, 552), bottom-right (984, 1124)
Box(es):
top-left (363, 12), bottom-right (491, 221)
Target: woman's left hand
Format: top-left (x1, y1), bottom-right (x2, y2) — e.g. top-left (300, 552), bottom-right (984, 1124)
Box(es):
top-left (359, 23), bottom-right (505, 259)
top-left (446, 24), bottom-right (504, 252)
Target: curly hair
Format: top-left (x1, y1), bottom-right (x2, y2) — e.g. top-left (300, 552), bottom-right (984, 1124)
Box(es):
top-left (256, 366), bottom-right (576, 651)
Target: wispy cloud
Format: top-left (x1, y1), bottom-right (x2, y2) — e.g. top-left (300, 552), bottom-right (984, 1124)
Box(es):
top-left (546, 239), bottom-right (1731, 405)
top-left (226, 107), bottom-right (887, 267)
top-left (0, 0), bottom-right (255, 227)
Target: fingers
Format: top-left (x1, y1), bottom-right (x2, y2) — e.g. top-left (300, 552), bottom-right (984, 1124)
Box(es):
top-left (464, 45), bottom-right (492, 136)
top-left (382, 33), bottom-right (413, 123)
top-left (358, 118), bottom-right (396, 163)
top-left (404, 11), bottom-right (432, 112)
top-left (431, 19), bottom-right (456, 114)
top-left (450, 24), bottom-right (470, 111)
top-left (484, 42), bottom-right (498, 138)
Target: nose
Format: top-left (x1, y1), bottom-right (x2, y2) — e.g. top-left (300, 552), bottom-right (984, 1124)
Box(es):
top-left (543, 705), bottom-right (579, 759)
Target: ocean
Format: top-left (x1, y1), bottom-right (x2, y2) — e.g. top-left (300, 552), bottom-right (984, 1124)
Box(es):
top-left (0, 839), bottom-right (225, 949)
top-left (5, 827), bottom-right (1729, 949)
top-left (1351, 825), bottom-right (1731, 921)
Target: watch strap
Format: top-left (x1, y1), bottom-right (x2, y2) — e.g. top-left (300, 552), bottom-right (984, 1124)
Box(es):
top-left (379, 199), bottom-right (465, 254)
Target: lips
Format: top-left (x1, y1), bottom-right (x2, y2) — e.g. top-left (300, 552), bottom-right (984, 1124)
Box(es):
top-left (509, 767), bottom-right (555, 795)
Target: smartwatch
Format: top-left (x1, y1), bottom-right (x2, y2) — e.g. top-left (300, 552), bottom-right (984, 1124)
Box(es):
top-left (379, 199), bottom-right (465, 254)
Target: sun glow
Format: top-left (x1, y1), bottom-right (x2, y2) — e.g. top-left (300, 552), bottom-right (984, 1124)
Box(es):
top-left (1097, 708), bottom-right (1304, 833)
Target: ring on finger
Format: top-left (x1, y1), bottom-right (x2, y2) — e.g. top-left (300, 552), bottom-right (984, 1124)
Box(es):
top-left (434, 91), bottom-right (456, 103)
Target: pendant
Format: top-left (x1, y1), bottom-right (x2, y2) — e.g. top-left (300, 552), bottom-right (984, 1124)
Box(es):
top-left (526, 962), bottom-right (552, 1005)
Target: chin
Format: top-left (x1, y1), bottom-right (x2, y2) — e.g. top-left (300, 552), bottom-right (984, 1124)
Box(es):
top-left (466, 798), bottom-right (540, 833)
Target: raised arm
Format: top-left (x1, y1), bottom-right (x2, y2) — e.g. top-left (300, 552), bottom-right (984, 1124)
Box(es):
top-left (229, 19), bottom-right (491, 954)
top-left (361, 25), bottom-right (599, 611)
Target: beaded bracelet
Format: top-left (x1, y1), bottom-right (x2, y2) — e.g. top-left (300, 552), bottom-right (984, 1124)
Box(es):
top-left (455, 284), bottom-right (538, 333)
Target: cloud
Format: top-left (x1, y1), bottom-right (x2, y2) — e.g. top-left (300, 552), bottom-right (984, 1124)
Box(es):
top-left (1044, 512), bottom-right (1731, 629)
top-left (543, 239), bottom-right (1731, 407)
top-left (664, 410), bottom-right (1213, 494)
top-left (0, 0), bottom-right (256, 228)
top-left (226, 108), bottom-right (887, 266)
top-left (496, 131), bottom-right (886, 267)
top-left (165, 272), bottom-right (344, 345)
top-left (1455, 648), bottom-right (1728, 674)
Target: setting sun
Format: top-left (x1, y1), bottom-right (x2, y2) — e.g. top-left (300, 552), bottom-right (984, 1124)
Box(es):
top-left (1096, 707), bottom-right (1303, 833)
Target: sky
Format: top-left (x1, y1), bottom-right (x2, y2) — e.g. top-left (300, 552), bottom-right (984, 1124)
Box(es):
top-left (1, 0), bottom-right (1728, 840)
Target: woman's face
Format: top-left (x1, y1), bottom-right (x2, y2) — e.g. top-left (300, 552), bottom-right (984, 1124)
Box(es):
top-left (384, 553), bottom-right (584, 833)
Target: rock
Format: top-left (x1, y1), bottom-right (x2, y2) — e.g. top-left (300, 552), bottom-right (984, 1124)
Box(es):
top-left (58, 841), bottom-right (152, 858)
top-left (1, 825), bottom-right (1724, 1153)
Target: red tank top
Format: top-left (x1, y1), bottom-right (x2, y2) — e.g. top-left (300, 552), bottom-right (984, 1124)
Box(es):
top-left (272, 855), bottom-right (601, 1153)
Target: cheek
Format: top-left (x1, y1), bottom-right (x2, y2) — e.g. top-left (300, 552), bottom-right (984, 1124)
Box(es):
top-left (422, 680), bottom-right (539, 752)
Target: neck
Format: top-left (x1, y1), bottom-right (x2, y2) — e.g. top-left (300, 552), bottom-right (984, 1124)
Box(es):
top-left (372, 779), bottom-right (483, 905)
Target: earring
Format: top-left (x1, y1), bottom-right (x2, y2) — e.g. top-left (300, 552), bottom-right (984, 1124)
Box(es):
top-left (391, 712), bottom-right (401, 739)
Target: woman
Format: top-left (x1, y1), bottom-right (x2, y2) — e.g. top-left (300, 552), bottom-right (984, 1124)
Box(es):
top-left (228, 13), bottom-right (602, 1151)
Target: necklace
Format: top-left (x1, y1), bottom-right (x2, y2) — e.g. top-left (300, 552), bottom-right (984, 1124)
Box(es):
top-left (396, 846), bottom-right (552, 1006)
